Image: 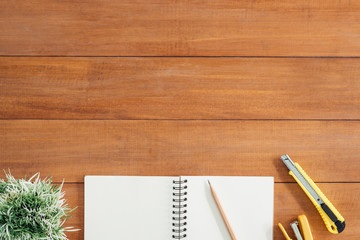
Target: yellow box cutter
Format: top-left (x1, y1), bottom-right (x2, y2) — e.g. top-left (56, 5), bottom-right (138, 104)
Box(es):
top-left (281, 154), bottom-right (345, 234)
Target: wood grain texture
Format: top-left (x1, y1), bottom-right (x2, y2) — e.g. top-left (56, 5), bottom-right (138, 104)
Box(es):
top-left (1, 1), bottom-right (359, 239)
top-left (62, 183), bottom-right (360, 239)
top-left (1, 120), bottom-right (359, 183)
top-left (2, 57), bottom-right (360, 120)
top-left (1, 0), bottom-right (360, 56)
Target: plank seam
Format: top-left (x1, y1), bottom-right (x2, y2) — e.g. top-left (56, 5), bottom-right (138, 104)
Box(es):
top-left (2, 55), bottom-right (360, 58)
top-left (1, 119), bottom-right (360, 121)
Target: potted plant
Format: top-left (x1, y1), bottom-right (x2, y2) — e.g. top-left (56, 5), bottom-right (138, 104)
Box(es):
top-left (0, 171), bottom-right (77, 239)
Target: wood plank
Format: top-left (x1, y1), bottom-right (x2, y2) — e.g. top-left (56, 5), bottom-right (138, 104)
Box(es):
top-left (57, 183), bottom-right (83, 240)
top-left (1, 0), bottom-right (360, 56)
top-left (1, 120), bottom-right (359, 183)
top-left (62, 183), bottom-right (360, 239)
top-left (2, 57), bottom-right (360, 120)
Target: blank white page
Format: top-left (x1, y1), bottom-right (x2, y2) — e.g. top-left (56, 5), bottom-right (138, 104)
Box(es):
top-left (184, 176), bottom-right (273, 240)
top-left (85, 176), bottom-right (177, 240)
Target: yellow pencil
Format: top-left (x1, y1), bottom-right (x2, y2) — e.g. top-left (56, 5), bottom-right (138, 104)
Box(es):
top-left (208, 180), bottom-right (237, 240)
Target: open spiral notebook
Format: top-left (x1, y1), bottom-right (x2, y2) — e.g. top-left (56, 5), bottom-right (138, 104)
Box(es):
top-left (85, 176), bottom-right (273, 240)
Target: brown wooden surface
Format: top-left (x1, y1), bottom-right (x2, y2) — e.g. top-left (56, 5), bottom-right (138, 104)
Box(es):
top-left (61, 183), bottom-right (360, 239)
top-left (2, 57), bottom-right (360, 120)
top-left (1, 0), bottom-right (360, 56)
top-left (1, 120), bottom-right (360, 183)
top-left (1, 0), bottom-right (359, 239)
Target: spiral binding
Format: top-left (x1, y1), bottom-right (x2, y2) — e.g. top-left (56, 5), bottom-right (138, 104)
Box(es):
top-left (172, 179), bottom-right (188, 239)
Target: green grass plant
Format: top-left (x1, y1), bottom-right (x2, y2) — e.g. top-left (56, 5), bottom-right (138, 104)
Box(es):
top-left (0, 171), bottom-right (77, 240)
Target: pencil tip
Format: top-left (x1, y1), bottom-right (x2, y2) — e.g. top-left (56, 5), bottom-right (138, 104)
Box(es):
top-left (207, 180), bottom-right (210, 185)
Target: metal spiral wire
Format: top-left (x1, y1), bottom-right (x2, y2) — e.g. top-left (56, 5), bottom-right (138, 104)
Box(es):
top-left (172, 179), bottom-right (188, 239)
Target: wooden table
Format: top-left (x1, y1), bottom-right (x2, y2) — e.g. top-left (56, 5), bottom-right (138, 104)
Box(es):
top-left (1, 1), bottom-right (360, 239)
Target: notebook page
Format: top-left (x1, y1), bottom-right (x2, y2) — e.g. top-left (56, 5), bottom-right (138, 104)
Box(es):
top-left (184, 176), bottom-right (273, 240)
top-left (85, 176), bottom-right (177, 240)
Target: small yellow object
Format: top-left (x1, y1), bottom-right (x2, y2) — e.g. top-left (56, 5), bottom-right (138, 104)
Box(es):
top-left (278, 223), bottom-right (292, 240)
top-left (278, 215), bottom-right (313, 240)
top-left (281, 155), bottom-right (345, 234)
top-left (298, 215), bottom-right (313, 240)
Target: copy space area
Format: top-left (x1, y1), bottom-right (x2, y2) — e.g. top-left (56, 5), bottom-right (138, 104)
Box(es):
top-left (1, 0), bottom-right (359, 239)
